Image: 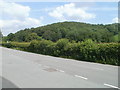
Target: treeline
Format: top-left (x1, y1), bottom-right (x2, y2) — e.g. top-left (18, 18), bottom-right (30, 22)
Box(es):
top-left (2, 22), bottom-right (120, 43)
top-left (2, 39), bottom-right (119, 66)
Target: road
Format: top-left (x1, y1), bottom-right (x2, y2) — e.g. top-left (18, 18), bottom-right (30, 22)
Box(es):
top-left (0, 47), bottom-right (119, 88)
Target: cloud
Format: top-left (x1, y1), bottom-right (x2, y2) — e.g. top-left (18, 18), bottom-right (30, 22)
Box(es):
top-left (48, 3), bottom-right (95, 21)
top-left (0, 18), bottom-right (41, 35)
top-left (0, 0), bottom-right (42, 36)
top-left (0, 0), bottom-right (30, 20)
top-left (112, 17), bottom-right (119, 23)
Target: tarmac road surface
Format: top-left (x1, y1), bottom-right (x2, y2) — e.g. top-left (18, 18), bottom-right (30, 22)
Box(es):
top-left (0, 47), bottom-right (119, 89)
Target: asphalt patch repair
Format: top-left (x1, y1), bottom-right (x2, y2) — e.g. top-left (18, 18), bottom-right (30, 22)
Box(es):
top-left (43, 68), bottom-right (58, 72)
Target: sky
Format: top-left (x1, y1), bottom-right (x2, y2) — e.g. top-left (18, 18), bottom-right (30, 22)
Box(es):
top-left (0, 0), bottom-right (118, 36)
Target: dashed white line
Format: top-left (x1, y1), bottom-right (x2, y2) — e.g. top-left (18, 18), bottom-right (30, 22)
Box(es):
top-left (56, 69), bottom-right (65, 73)
top-left (104, 83), bottom-right (120, 89)
top-left (75, 75), bottom-right (88, 80)
top-left (59, 70), bottom-right (65, 73)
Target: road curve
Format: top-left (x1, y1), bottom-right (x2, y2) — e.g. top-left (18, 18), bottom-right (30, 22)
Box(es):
top-left (0, 47), bottom-right (119, 88)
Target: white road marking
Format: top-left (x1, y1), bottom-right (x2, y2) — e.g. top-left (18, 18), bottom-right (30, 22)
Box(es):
top-left (104, 83), bottom-right (120, 89)
top-left (59, 70), bottom-right (65, 73)
top-left (56, 69), bottom-right (65, 73)
top-left (75, 75), bottom-right (88, 80)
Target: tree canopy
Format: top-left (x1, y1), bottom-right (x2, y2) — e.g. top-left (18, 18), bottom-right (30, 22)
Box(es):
top-left (3, 22), bottom-right (119, 42)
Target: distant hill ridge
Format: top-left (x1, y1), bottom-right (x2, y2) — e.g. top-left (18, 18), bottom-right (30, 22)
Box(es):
top-left (5, 21), bottom-right (120, 42)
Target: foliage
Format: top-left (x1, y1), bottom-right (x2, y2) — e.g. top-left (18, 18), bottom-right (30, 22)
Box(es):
top-left (2, 36), bottom-right (8, 42)
top-left (2, 39), bottom-right (119, 65)
top-left (25, 33), bottom-right (42, 42)
top-left (1, 22), bottom-right (119, 66)
top-left (3, 22), bottom-right (119, 43)
top-left (0, 31), bottom-right (3, 41)
top-left (27, 39), bottom-right (119, 66)
top-left (2, 42), bottom-right (30, 50)
top-left (7, 33), bottom-right (15, 41)
top-left (54, 39), bottom-right (69, 56)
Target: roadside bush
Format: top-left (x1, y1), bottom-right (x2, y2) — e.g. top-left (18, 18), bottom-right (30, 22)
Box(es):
top-left (28, 40), bottom-right (54, 55)
top-left (96, 43), bottom-right (119, 65)
top-left (2, 39), bottom-right (119, 66)
top-left (54, 38), bottom-right (69, 56)
top-left (79, 39), bottom-right (98, 62)
top-left (2, 42), bottom-right (13, 48)
top-left (2, 42), bottom-right (30, 50)
top-left (27, 39), bottom-right (119, 65)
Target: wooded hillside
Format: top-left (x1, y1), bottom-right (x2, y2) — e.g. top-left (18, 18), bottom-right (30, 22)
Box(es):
top-left (3, 22), bottom-right (119, 42)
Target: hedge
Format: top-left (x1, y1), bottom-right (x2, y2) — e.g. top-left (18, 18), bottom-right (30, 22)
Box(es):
top-left (1, 39), bottom-right (119, 66)
top-left (27, 39), bottom-right (119, 65)
top-left (2, 42), bottom-right (30, 50)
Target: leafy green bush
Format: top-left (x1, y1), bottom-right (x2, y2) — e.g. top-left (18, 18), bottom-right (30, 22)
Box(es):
top-left (96, 43), bottom-right (119, 65)
top-left (2, 42), bottom-right (13, 48)
top-left (28, 40), bottom-right (54, 55)
top-left (27, 39), bottom-right (119, 65)
top-left (54, 39), bottom-right (69, 56)
top-left (2, 39), bottom-right (119, 66)
top-left (2, 42), bottom-right (30, 50)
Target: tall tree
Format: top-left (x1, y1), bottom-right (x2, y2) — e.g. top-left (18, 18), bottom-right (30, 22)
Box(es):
top-left (25, 33), bottom-right (41, 42)
top-left (7, 33), bottom-right (15, 41)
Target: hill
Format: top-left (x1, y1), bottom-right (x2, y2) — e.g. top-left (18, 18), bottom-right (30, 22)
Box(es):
top-left (3, 22), bottom-right (119, 42)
